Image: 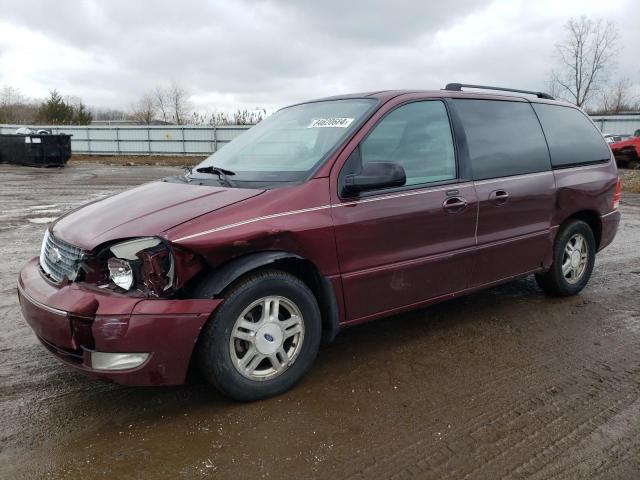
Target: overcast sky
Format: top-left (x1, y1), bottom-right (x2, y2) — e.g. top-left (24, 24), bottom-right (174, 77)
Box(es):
top-left (1, 0), bottom-right (638, 114)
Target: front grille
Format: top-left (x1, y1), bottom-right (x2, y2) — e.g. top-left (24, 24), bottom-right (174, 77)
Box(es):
top-left (39, 230), bottom-right (86, 283)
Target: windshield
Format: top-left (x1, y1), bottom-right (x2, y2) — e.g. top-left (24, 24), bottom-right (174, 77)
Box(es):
top-left (192, 99), bottom-right (376, 186)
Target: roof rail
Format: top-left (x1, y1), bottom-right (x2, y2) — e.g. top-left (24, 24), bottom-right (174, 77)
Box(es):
top-left (444, 83), bottom-right (555, 100)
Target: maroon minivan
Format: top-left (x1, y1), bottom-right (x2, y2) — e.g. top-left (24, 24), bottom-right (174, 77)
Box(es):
top-left (18, 84), bottom-right (621, 401)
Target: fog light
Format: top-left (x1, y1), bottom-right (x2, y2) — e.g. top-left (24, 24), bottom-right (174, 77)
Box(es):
top-left (108, 257), bottom-right (134, 290)
top-left (91, 351), bottom-right (149, 371)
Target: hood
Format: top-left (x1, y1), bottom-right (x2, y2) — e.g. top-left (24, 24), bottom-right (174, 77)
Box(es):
top-left (52, 180), bottom-right (264, 250)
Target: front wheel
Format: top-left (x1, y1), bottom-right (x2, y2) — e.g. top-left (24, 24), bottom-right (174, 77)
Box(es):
top-left (197, 270), bottom-right (321, 401)
top-left (535, 220), bottom-right (596, 296)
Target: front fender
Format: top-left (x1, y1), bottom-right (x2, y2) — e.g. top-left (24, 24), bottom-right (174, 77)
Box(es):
top-left (190, 251), bottom-right (341, 342)
top-left (192, 251), bottom-right (303, 297)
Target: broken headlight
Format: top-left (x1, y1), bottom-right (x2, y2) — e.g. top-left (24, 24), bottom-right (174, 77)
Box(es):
top-left (101, 237), bottom-right (175, 296)
top-left (107, 257), bottom-right (135, 290)
top-left (79, 236), bottom-right (205, 298)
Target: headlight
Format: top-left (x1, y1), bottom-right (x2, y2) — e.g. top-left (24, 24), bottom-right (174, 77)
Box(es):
top-left (106, 237), bottom-right (175, 296)
top-left (107, 257), bottom-right (134, 290)
top-left (78, 236), bottom-right (204, 298)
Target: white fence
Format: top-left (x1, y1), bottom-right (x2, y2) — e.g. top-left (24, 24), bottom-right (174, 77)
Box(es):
top-left (0, 124), bottom-right (252, 156)
top-left (590, 114), bottom-right (640, 135)
top-left (3, 114), bottom-right (640, 156)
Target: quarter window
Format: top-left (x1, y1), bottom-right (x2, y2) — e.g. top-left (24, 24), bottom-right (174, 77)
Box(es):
top-left (453, 99), bottom-right (551, 180)
top-left (360, 101), bottom-right (456, 186)
top-left (532, 103), bottom-right (611, 167)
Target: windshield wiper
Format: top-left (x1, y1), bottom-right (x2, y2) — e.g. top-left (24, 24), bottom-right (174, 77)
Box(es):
top-left (195, 165), bottom-right (236, 187)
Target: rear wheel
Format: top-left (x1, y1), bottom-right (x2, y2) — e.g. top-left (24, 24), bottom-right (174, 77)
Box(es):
top-left (197, 270), bottom-right (321, 401)
top-left (535, 220), bottom-right (596, 296)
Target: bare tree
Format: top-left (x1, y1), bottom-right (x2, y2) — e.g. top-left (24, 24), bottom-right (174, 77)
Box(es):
top-left (550, 17), bottom-right (619, 108)
top-left (0, 85), bottom-right (41, 123)
top-left (92, 107), bottom-right (128, 121)
top-left (597, 78), bottom-right (637, 114)
top-left (130, 93), bottom-right (157, 124)
top-left (152, 84), bottom-right (190, 124)
top-left (0, 85), bottom-right (27, 123)
top-left (154, 86), bottom-right (169, 123)
top-left (0, 85), bottom-right (24, 107)
top-left (166, 83), bottom-right (190, 125)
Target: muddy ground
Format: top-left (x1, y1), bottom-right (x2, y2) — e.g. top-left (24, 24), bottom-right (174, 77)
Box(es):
top-left (69, 154), bottom-right (206, 167)
top-left (1, 163), bottom-right (639, 479)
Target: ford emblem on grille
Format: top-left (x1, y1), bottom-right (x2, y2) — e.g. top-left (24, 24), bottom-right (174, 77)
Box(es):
top-left (47, 246), bottom-right (62, 264)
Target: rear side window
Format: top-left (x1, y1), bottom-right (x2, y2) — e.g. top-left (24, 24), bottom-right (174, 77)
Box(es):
top-left (532, 104), bottom-right (610, 167)
top-left (453, 99), bottom-right (551, 180)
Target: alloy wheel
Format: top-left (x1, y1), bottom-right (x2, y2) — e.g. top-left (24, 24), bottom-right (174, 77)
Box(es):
top-left (229, 295), bottom-right (305, 381)
top-left (562, 233), bottom-right (589, 284)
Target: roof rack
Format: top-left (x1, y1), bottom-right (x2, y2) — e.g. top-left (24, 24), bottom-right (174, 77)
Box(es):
top-left (444, 83), bottom-right (555, 100)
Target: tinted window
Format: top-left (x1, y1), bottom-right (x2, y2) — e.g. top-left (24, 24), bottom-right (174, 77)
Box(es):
top-left (532, 103), bottom-right (611, 167)
top-left (361, 101), bottom-right (456, 186)
top-left (453, 99), bottom-right (550, 180)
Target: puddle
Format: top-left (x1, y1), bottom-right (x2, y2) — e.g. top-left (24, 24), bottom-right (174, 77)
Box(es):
top-left (28, 217), bottom-right (58, 224)
top-left (30, 209), bottom-right (61, 214)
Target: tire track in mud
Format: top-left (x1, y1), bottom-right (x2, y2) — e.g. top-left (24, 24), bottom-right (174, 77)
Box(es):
top-left (526, 395), bottom-right (640, 479)
top-left (342, 313), bottom-right (640, 480)
top-left (466, 365), bottom-right (640, 479)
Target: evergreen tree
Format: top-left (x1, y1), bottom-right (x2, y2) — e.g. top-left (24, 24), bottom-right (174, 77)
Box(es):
top-left (72, 101), bottom-right (93, 125)
top-left (37, 90), bottom-right (73, 124)
top-left (36, 90), bottom-right (93, 125)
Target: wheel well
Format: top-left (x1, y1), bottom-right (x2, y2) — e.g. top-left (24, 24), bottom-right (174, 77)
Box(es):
top-left (257, 257), bottom-right (340, 343)
top-left (564, 210), bottom-right (602, 248)
top-left (188, 254), bottom-right (340, 343)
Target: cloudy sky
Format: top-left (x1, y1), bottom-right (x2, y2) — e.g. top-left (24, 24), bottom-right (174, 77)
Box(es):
top-left (1, 0), bottom-right (638, 114)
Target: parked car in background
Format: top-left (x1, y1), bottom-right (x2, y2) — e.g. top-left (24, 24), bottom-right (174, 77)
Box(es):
top-left (18, 84), bottom-right (621, 401)
top-left (610, 133), bottom-right (640, 169)
top-left (604, 133), bottom-right (632, 144)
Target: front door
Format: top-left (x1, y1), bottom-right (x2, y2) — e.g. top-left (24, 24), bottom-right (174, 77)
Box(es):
top-left (331, 100), bottom-right (478, 322)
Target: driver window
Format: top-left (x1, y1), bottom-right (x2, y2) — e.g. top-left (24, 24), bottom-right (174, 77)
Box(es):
top-left (360, 101), bottom-right (456, 186)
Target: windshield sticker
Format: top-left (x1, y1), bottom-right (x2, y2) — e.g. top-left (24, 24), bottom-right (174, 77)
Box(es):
top-left (308, 118), bottom-right (354, 128)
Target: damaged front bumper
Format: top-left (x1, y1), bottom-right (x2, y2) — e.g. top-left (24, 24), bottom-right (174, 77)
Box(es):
top-left (17, 257), bottom-right (221, 386)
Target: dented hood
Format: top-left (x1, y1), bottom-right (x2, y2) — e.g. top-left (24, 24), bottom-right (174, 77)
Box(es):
top-left (52, 180), bottom-right (264, 250)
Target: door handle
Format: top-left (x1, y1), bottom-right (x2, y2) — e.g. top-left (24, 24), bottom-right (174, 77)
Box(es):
top-left (443, 196), bottom-right (468, 214)
top-left (490, 189), bottom-right (509, 206)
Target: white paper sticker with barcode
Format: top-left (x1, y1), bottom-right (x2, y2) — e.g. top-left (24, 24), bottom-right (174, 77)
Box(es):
top-left (308, 118), bottom-right (354, 128)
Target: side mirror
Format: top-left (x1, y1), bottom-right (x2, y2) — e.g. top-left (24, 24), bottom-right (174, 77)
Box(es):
top-left (343, 161), bottom-right (406, 196)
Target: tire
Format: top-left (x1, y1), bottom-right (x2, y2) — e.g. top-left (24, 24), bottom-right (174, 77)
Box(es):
top-left (535, 220), bottom-right (596, 297)
top-left (197, 270), bottom-right (321, 401)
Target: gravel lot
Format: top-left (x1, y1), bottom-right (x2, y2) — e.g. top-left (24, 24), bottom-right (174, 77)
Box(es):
top-left (69, 154), bottom-right (206, 167)
top-left (1, 163), bottom-right (639, 479)
top-left (620, 168), bottom-right (640, 193)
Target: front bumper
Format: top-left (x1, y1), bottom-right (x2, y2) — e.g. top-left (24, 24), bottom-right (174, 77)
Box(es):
top-left (17, 257), bottom-right (221, 386)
